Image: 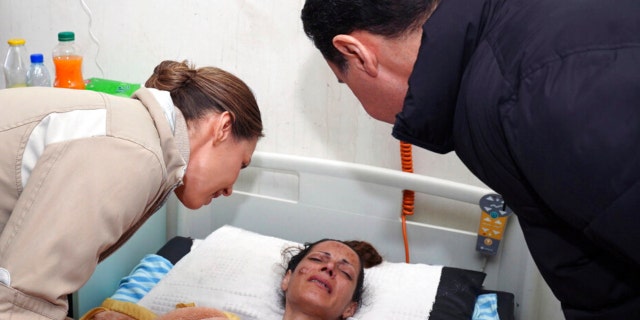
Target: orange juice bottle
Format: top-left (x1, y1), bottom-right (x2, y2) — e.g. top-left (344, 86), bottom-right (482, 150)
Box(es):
top-left (53, 31), bottom-right (85, 89)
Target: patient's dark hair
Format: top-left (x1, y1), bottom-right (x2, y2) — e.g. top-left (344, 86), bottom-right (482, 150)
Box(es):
top-left (342, 240), bottom-right (383, 268)
top-left (301, 0), bottom-right (440, 72)
top-left (280, 239), bottom-right (382, 314)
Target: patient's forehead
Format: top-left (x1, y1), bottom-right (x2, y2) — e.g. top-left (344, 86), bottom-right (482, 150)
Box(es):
top-left (309, 241), bottom-right (360, 268)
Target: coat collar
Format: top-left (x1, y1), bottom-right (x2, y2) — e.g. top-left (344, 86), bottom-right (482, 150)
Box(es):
top-left (132, 88), bottom-right (189, 183)
top-left (392, 0), bottom-right (498, 154)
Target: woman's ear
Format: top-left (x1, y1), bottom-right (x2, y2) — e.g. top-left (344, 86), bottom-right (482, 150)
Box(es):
top-left (332, 34), bottom-right (378, 77)
top-left (281, 270), bottom-right (292, 292)
top-left (341, 301), bottom-right (358, 319)
top-left (212, 111), bottom-right (233, 145)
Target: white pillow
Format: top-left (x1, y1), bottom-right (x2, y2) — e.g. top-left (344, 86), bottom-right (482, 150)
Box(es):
top-left (138, 225), bottom-right (442, 320)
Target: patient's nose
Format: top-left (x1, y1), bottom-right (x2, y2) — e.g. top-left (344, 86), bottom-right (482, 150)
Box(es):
top-left (321, 263), bottom-right (336, 278)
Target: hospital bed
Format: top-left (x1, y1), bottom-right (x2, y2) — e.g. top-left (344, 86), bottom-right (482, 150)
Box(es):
top-left (72, 151), bottom-right (541, 319)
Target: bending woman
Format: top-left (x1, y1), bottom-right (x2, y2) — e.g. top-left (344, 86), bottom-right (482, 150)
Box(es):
top-left (0, 60), bottom-right (263, 319)
top-left (280, 239), bottom-right (382, 320)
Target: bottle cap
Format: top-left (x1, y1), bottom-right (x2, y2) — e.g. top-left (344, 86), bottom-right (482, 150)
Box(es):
top-left (58, 31), bottom-right (75, 42)
top-left (30, 53), bottom-right (44, 63)
top-left (7, 38), bottom-right (26, 46)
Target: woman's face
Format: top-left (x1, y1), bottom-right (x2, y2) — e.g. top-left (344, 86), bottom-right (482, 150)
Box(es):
top-left (175, 111), bottom-right (257, 209)
top-left (281, 241), bottom-right (361, 320)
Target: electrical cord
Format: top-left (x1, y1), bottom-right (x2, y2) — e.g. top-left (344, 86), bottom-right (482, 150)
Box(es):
top-left (400, 141), bottom-right (415, 263)
top-left (79, 0), bottom-right (105, 77)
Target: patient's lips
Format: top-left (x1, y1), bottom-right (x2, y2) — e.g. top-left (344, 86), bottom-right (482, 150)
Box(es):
top-left (309, 275), bottom-right (332, 293)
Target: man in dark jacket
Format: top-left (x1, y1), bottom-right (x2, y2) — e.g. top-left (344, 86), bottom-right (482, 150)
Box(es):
top-left (301, 0), bottom-right (640, 318)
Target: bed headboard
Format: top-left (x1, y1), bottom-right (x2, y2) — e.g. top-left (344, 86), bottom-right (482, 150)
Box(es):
top-left (168, 151), bottom-right (540, 318)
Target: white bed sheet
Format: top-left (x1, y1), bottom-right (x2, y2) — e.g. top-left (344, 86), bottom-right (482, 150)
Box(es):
top-left (138, 226), bottom-right (442, 320)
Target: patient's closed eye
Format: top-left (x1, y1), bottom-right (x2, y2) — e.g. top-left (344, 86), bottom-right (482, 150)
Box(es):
top-left (309, 254), bottom-right (355, 279)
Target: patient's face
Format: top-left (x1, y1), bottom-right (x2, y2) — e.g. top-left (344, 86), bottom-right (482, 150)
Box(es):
top-left (281, 241), bottom-right (360, 319)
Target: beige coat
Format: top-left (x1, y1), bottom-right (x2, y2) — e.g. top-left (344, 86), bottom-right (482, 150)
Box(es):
top-left (0, 87), bottom-right (189, 319)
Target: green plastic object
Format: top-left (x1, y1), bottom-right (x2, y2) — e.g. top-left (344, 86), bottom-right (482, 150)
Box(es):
top-left (85, 77), bottom-right (141, 97)
top-left (57, 31), bottom-right (75, 42)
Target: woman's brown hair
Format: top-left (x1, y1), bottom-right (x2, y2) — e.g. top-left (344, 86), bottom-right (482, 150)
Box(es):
top-left (145, 60), bottom-right (263, 140)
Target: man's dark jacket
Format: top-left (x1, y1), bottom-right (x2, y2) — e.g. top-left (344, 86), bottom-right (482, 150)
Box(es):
top-left (393, 0), bottom-right (640, 318)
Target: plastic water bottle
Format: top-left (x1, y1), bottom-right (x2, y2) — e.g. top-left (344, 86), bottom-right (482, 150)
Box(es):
top-left (26, 53), bottom-right (52, 87)
top-left (3, 38), bottom-right (29, 88)
top-left (53, 31), bottom-right (85, 89)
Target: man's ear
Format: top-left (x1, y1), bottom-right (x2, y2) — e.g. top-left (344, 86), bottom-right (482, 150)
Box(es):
top-left (212, 111), bottom-right (233, 145)
top-left (281, 270), bottom-right (292, 291)
top-left (342, 301), bottom-right (358, 319)
top-left (332, 34), bottom-right (378, 77)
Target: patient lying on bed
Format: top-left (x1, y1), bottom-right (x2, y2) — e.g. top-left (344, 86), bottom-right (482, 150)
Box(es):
top-left (81, 238), bottom-right (382, 320)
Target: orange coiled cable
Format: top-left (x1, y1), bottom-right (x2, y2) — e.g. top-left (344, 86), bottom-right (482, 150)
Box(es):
top-left (400, 141), bottom-right (415, 263)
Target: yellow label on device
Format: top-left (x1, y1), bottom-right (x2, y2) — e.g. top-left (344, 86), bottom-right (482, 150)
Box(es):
top-left (478, 210), bottom-right (509, 241)
top-left (476, 194), bottom-right (512, 255)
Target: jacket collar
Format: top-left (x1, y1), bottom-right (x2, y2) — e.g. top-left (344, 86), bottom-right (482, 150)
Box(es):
top-left (392, 0), bottom-right (496, 154)
top-left (132, 88), bottom-right (189, 184)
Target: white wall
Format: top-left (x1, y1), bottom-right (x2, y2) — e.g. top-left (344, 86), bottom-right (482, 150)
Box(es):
top-left (0, 1), bottom-right (562, 317)
top-left (1, 0), bottom-right (489, 229)
top-left (1, 0), bottom-right (492, 231)
top-left (0, 0), bottom-right (476, 179)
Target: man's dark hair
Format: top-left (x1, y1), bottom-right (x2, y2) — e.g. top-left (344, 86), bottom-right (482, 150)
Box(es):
top-left (301, 0), bottom-right (439, 72)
